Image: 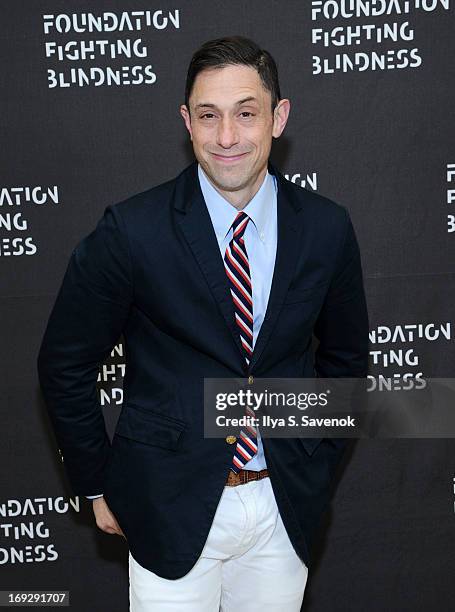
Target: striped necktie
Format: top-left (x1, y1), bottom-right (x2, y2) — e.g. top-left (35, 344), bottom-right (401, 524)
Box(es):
top-left (224, 211), bottom-right (258, 473)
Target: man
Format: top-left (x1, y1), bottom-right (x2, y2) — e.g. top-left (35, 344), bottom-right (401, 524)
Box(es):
top-left (37, 36), bottom-right (369, 611)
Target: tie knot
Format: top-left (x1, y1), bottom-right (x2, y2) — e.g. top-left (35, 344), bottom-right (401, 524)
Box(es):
top-left (231, 211), bottom-right (250, 240)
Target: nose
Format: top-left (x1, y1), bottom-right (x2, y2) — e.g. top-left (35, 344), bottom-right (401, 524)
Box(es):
top-left (216, 116), bottom-right (239, 149)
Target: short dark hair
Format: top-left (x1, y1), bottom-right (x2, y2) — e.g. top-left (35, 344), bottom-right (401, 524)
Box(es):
top-left (184, 36), bottom-right (281, 113)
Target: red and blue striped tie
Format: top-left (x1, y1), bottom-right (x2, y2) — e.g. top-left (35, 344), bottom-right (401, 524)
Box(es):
top-left (224, 211), bottom-right (258, 473)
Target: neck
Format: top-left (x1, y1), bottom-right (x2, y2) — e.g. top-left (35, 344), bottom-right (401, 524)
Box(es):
top-left (205, 166), bottom-right (268, 210)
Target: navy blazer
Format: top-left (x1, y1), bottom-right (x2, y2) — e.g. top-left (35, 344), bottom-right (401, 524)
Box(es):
top-left (37, 160), bottom-right (369, 578)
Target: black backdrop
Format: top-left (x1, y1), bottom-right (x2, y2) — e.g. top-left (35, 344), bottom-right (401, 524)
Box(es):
top-left (1, 1), bottom-right (454, 610)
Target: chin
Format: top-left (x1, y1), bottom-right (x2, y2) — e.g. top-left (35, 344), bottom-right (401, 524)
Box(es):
top-left (215, 175), bottom-right (249, 193)
top-left (212, 168), bottom-right (252, 190)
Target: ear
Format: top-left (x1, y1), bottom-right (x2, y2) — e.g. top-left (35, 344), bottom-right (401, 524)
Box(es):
top-left (180, 104), bottom-right (193, 141)
top-left (272, 99), bottom-right (291, 139)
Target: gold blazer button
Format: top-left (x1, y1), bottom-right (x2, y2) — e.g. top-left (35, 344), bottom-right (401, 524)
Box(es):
top-left (225, 435), bottom-right (237, 444)
top-left (248, 375), bottom-right (254, 384)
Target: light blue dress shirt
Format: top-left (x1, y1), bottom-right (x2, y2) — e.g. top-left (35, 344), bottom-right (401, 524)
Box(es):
top-left (198, 163), bottom-right (278, 471)
top-left (86, 163), bottom-right (278, 497)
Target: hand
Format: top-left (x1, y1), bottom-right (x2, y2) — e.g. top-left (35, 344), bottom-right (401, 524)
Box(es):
top-left (92, 496), bottom-right (126, 539)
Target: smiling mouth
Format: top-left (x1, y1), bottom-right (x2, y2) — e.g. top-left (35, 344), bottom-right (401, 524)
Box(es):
top-left (210, 152), bottom-right (249, 162)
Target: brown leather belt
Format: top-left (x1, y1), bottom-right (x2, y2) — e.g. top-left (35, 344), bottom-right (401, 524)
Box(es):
top-left (225, 468), bottom-right (269, 486)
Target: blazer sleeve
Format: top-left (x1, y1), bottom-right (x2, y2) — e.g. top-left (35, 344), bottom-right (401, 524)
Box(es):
top-left (37, 204), bottom-right (133, 496)
top-left (314, 207), bottom-right (369, 379)
top-left (313, 208), bottom-right (369, 452)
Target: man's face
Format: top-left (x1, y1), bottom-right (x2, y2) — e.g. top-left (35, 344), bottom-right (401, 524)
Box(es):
top-left (180, 64), bottom-right (289, 197)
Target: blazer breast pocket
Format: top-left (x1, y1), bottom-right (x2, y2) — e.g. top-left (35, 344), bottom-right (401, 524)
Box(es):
top-left (283, 280), bottom-right (329, 305)
top-left (114, 401), bottom-right (187, 451)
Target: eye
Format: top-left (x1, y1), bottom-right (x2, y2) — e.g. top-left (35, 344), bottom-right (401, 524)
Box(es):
top-left (200, 113), bottom-right (216, 119)
top-left (240, 112), bottom-right (254, 118)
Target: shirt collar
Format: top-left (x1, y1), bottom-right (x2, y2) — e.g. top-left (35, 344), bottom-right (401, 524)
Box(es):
top-left (197, 163), bottom-right (276, 243)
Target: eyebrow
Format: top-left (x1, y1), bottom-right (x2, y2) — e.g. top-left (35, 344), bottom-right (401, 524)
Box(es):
top-left (194, 96), bottom-right (258, 110)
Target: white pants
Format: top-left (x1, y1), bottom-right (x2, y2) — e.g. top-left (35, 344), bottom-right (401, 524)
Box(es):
top-left (129, 476), bottom-right (308, 611)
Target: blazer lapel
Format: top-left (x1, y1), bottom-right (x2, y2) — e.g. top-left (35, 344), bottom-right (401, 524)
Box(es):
top-left (174, 162), bottom-right (246, 364)
top-left (247, 162), bottom-right (304, 372)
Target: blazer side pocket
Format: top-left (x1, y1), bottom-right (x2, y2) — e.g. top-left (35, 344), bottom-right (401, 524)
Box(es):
top-left (115, 402), bottom-right (187, 451)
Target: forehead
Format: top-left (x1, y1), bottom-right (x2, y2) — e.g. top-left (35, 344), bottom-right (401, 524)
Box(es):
top-left (190, 64), bottom-right (270, 107)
